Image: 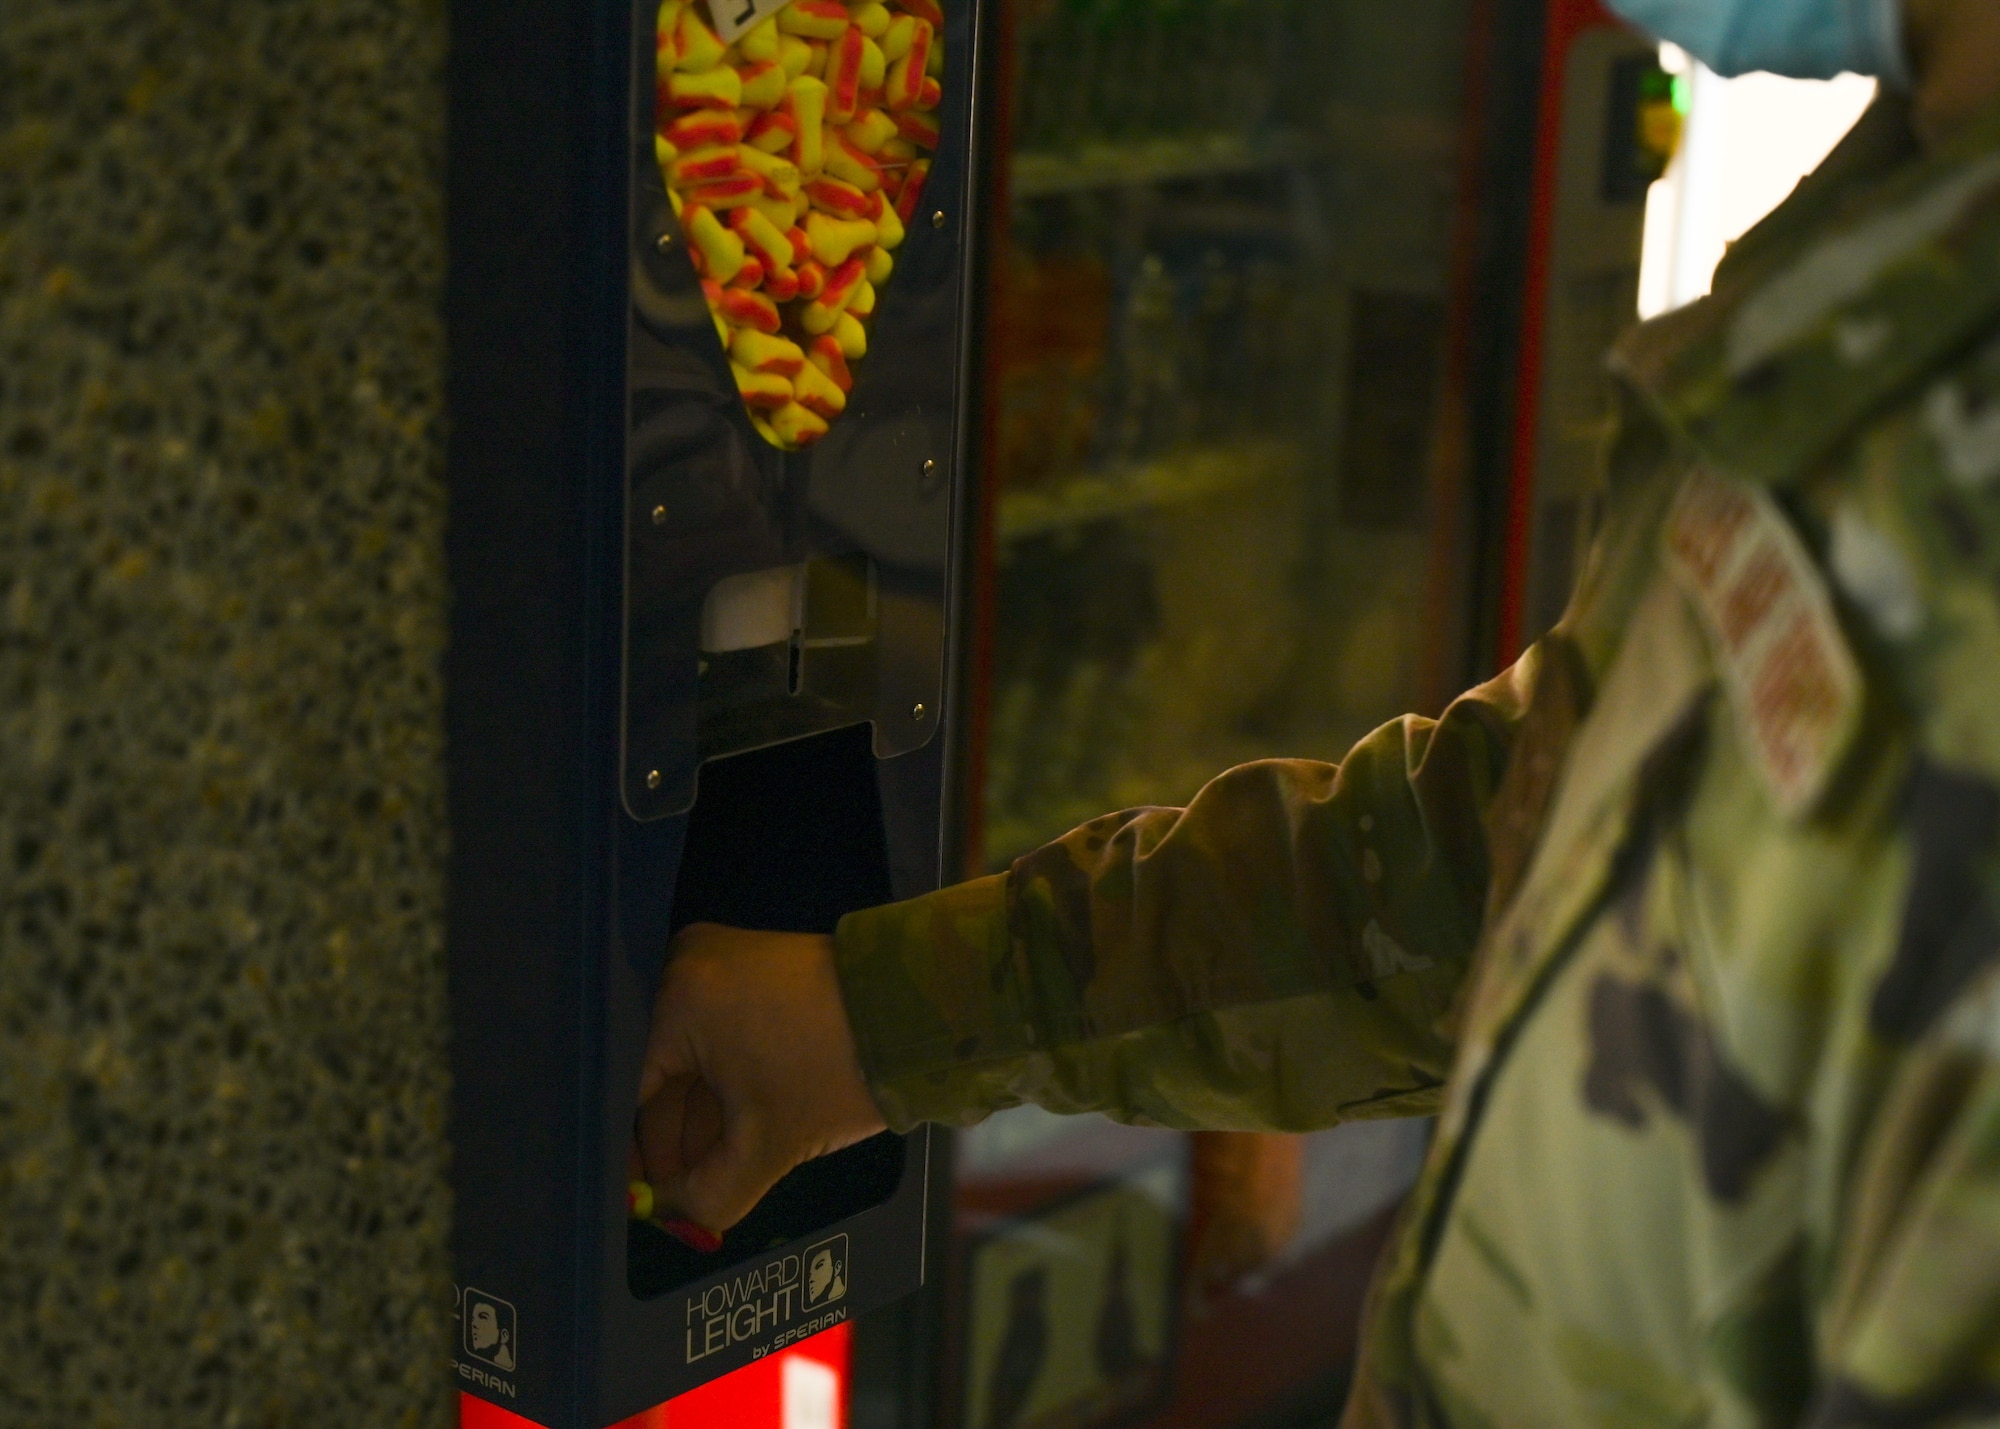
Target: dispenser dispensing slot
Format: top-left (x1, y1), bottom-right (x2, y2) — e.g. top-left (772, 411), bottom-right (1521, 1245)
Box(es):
top-left (700, 565), bottom-right (802, 654)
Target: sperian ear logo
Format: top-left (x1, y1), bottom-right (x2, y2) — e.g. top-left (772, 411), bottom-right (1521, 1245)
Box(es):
top-left (805, 1235), bottom-right (849, 1308)
top-left (462, 1288), bottom-right (518, 1373)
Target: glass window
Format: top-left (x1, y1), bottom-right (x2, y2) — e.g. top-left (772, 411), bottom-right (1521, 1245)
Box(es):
top-left (975, 0), bottom-right (1484, 867)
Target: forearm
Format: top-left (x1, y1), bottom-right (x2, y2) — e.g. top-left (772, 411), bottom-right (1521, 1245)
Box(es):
top-left (835, 654), bottom-right (1540, 1131)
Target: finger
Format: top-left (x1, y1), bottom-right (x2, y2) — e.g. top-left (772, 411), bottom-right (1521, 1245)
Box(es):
top-left (652, 1104), bottom-right (776, 1232)
top-left (639, 950), bottom-right (711, 1106)
top-left (637, 1017), bottom-right (697, 1107)
top-left (668, 1110), bottom-right (794, 1235)
top-left (635, 1077), bottom-right (700, 1187)
top-left (679, 1078), bottom-right (725, 1170)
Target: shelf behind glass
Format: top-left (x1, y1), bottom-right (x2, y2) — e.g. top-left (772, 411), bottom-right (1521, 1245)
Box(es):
top-left (1011, 130), bottom-right (1321, 200)
top-left (996, 439), bottom-right (1302, 546)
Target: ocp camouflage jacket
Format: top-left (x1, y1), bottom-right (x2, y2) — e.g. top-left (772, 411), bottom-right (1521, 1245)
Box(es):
top-left (836, 94), bottom-right (2000, 1427)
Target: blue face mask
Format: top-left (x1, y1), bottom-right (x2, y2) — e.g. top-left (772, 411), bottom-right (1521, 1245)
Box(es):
top-left (1605, 0), bottom-right (1908, 83)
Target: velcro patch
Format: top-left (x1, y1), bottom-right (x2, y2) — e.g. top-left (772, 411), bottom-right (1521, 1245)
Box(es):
top-left (1667, 471), bottom-right (1862, 819)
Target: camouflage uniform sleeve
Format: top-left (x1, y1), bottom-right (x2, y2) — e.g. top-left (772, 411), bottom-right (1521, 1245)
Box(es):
top-left (833, 652), bottom-right (1547, 1134)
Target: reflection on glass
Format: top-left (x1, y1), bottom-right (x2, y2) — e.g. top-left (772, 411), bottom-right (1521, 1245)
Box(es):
top-left (980, 0), bottom-right (1474, 867)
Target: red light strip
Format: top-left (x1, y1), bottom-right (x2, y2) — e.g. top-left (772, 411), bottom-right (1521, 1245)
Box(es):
top-left (458, 1321), bottom-right (850, 1429)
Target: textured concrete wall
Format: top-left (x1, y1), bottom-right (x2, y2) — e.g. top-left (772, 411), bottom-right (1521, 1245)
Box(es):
top-left (0, 4), bottom-right (455, 1424)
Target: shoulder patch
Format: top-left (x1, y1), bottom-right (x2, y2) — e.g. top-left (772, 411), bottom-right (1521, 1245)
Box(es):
top-left (1667, 471), bottom-right (1862, 819)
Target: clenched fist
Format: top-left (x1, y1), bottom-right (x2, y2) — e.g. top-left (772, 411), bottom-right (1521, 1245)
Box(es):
top-left (633, 924), bottom-right (889, 1241)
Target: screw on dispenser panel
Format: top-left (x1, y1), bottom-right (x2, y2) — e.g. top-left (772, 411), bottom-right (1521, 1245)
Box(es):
top-left (912, 704), bottom-right (927, 722)
top-left (932, 210), bottom-right (947, 230)
top-left (645, 770), bottom-right (663, 791)
top-left (654, 232), bottom-right (674, 253)
top-left (651, 504), bottom-right (667, 527)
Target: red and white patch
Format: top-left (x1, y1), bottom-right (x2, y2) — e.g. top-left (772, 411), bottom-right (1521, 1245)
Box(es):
top-left (1666, 471), bottom-right (1861, 819)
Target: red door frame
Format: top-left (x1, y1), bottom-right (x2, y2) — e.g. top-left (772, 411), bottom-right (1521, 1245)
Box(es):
top-left (1495, 0), bottom-right (1627, 666)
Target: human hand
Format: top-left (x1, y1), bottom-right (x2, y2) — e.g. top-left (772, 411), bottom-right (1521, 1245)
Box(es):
top-left (1184, 1132), bottom-right (1304, 1312)
top-left (633, 924), bottom-right (888, 1244)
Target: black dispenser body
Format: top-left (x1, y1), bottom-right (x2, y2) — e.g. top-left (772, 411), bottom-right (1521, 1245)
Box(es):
top-left (446, 0), bottom-right (987, 1421)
